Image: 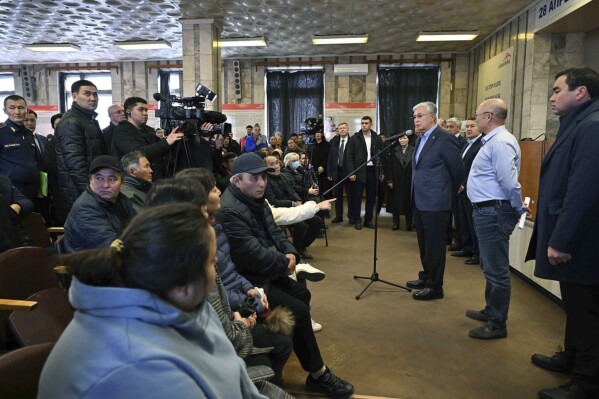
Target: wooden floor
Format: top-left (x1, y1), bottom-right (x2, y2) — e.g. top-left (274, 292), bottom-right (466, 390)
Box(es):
top-left (280, 207), bottom-right (569, 399)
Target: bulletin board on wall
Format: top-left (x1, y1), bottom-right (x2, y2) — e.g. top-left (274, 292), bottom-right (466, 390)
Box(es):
top-left (519, 140), bottom-right (554, 217)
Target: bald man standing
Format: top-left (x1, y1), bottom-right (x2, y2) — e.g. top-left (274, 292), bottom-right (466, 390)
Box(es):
top-left (102, 103), bottom-right (125, 149)
top-left (465, 98), bottom-right (527, 340)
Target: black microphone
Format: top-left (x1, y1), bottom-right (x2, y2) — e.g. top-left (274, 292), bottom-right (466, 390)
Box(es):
top-left (385, 130), bottom-right (414, 141)
top-left (202, 110), bottom-right (227, 124)
top-left (153, 92), bottom-right (166, 102)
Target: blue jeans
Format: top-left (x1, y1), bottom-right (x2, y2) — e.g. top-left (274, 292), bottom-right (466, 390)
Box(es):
top-left (472, 202), bottom-right (518, 330)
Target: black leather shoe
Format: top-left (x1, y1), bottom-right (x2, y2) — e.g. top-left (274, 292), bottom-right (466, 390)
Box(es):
top-left (451, 249), bottom-right (473, 257)
top-left (412, 287), bottom-right (444, 301)
top-left (465, 256), bottom-right (480, 265)
top-left (468, 324), bottom-right (507, 339)
top-left (348, 219), bottom-right (355, 225)
top-left (406, 279), bottom-right (426, 289)
top-left (363, 222), bottom-right (375, 229)
top-left (331, 218), bottom-right (343, 223)
top-left (306, 367), bottom-right (354, 399)
top-left (538, 381), bottom-right (586, 399)
top-left (392, 223), bottom-right (399, 230)
top-left (532, 348), bottom-right (574, 374)
top-left (354, 222), bottom-right (362, 230)
top-left (466, 309), bottom-right (489, 322)
top-left (447, 244), bottom-right (461, 251)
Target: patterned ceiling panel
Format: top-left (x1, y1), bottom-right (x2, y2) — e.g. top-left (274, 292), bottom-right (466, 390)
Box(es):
top-left (0, 0), bottom-right (535, 65)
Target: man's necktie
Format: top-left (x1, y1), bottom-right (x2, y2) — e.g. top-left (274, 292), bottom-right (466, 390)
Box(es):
top-left (338, 139), bottom-right (345, 167)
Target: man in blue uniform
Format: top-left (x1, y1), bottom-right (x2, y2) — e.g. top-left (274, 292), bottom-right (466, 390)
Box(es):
top-left (0, 95), bottom-right (38, 200)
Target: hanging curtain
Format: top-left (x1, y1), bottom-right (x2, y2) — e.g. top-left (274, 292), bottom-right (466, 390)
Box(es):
top-left (266, 70), bottom-right (324, 140)
top-left (378, 66), bottom-right (439, 137)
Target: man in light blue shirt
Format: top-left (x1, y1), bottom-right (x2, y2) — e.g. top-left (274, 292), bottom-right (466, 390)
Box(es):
top-left (465, 98), bottom-right (527, 340)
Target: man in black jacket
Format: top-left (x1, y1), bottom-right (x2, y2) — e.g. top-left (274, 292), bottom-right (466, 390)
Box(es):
top-left (55, 80), bottom-right (108, 219)
top-left (527, 67), bottom-right (599, 399)
top-left (217, 153), bottom-right (354, 399)
top-left (327, 122), bottom-right (354, 224)
top-left (112, 97), bottom-right (183, 180)
top-left (346, 116), bottom-right (383, 230)
top-left (120, 150), bottom-right (153, 214)
top-left (64, 155), bottom-right (135, 253)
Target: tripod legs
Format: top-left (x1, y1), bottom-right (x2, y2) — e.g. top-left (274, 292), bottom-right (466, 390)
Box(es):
top-left (354, 273), bottom-right (411, 300)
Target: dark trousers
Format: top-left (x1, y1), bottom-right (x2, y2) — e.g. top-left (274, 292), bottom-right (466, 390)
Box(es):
top-left (414, 208), bottom-right (450, 289)
top-left (457, 191), bottom-right (478, 255)
top-left (266, 278), bottom-right (324, 372)
top-left (350, 166), bottom-right (376, 224)
top-left (333, 167), bottom-right (354, 222)
top-left (288, 215), bottom-right (322, 250)
top-left (250, 323), bottom-right (293, 386)
top-left (560, 282), bottom-right (599, 393)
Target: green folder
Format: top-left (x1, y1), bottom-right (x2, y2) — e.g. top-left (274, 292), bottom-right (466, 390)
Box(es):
top-left (38, 171), bottom-right (48, 197)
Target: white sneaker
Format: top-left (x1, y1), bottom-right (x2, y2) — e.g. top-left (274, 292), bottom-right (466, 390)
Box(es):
top-left (311, 318), bottom-right (323, 332)
top-left (296, 263), bottom-right (326, 282)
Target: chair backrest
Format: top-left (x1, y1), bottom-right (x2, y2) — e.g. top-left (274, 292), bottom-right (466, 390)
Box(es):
top-left (0, 247), bottom-right (58, 299)
top-left (0, 341), bottom-right (55, 399)
top-left (20, 212), bottom-right (51, 248)
top-left (0, 247), bottom-right (59, 349)
top-left (9, 287), bottom-right (74, 346)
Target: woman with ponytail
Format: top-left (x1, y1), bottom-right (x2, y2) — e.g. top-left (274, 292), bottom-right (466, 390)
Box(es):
top-left (39, 203), bottom-right (267, 399)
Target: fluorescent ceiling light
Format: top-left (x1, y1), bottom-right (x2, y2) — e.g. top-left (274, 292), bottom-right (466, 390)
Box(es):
top-left (312, 35), bottom-right (368, 45)
top-left (24, 43), bottom-right (80, 52)
top-left (416, 31), bottom-right (479, 42)
top-left (220, 37), bottom-right (267, 47)
top-left (115, 40), bottom-right (172, 50)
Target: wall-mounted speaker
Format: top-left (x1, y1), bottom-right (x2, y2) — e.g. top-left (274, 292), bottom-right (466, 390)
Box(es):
top-left (233, 60), bottom-right (241, 100)
top-left (21, 66), bottom-right (35, 103)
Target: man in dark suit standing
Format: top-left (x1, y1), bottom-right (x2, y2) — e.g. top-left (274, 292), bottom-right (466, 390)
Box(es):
top-left (453, 117), bottom-right (483, 265)
top-left (527, 67), bottom-right (599, 399)
top-left (327, 122), bottom-right (354, 224)
top-left (445, 117), bottom-right (467, 250)
top-left (406, 102), bottom-right (463, 300)
top-left (346, 116), bottom-right (382, 230)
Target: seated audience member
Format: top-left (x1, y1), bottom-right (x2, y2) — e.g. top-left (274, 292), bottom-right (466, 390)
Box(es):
top-left (120, 151), bottom-right (153, 214)
top-left (64, 155), bottom-right (135, 253)
top-left (283, 138), bottom-right (300, 156)
top-left (264, 155), bottom-right (320, 260)
top-left (282, 152), bottom-right (319, 203)
top-left (244, 124), bottom-right (268, 153)
top-left (217, 153), bottom-right (354, 399)
top-left (0, 173), bottom-right (34, 216)
top-left (0, 191), bottom-right (34, 253)
top-left (175, 168), bottom-right (294, 387)
top-left (39, 204), bottom-right (267, 399)
top-left (215, 152), bottom-right (237, 192)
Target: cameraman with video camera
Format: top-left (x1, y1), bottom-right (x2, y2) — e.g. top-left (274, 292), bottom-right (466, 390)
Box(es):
top-left (112, 97), bottom-right (184, 180)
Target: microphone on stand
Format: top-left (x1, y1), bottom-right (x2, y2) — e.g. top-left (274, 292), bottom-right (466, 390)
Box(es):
top-left (385, 130), bottom-right (414, 141)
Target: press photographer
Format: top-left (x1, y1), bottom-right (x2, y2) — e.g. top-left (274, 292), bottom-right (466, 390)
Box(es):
top-left (111, 96), bottom-right (184, 180)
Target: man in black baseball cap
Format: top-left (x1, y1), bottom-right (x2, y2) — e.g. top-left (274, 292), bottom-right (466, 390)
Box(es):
top-left (217, 152), bottom-right (355, 398)
top-left (63, 155), bottom-right (135, 252)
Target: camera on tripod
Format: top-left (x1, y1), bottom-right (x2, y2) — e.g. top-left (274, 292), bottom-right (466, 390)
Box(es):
top-left (154, 83), bottom-right (231, 138)
top-left (302, 115), bottom-right (324, 136)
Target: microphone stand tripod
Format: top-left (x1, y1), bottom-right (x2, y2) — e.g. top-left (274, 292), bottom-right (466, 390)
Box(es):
top-left (323, 138), bottom-right (411, 300)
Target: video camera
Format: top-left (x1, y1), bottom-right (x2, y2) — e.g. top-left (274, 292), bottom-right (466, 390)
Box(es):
top-left (302, 115), bottom-right (324, 136)
top-left (154, 83), bottom-right (231, 137)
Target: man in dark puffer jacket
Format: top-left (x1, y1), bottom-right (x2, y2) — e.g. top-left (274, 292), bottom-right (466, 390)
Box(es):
top-left (217, 153), bottom-right (354, 399)
top-left (64, 155), bottom-right (135, 253)
top-left (55, 80), bottom-right (107, 219)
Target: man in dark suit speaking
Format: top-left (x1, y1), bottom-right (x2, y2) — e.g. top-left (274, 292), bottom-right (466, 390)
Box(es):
top-left (527, 67), bottom-right (599, 399)
top-left (406, 101), bottom-right (463, 301)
